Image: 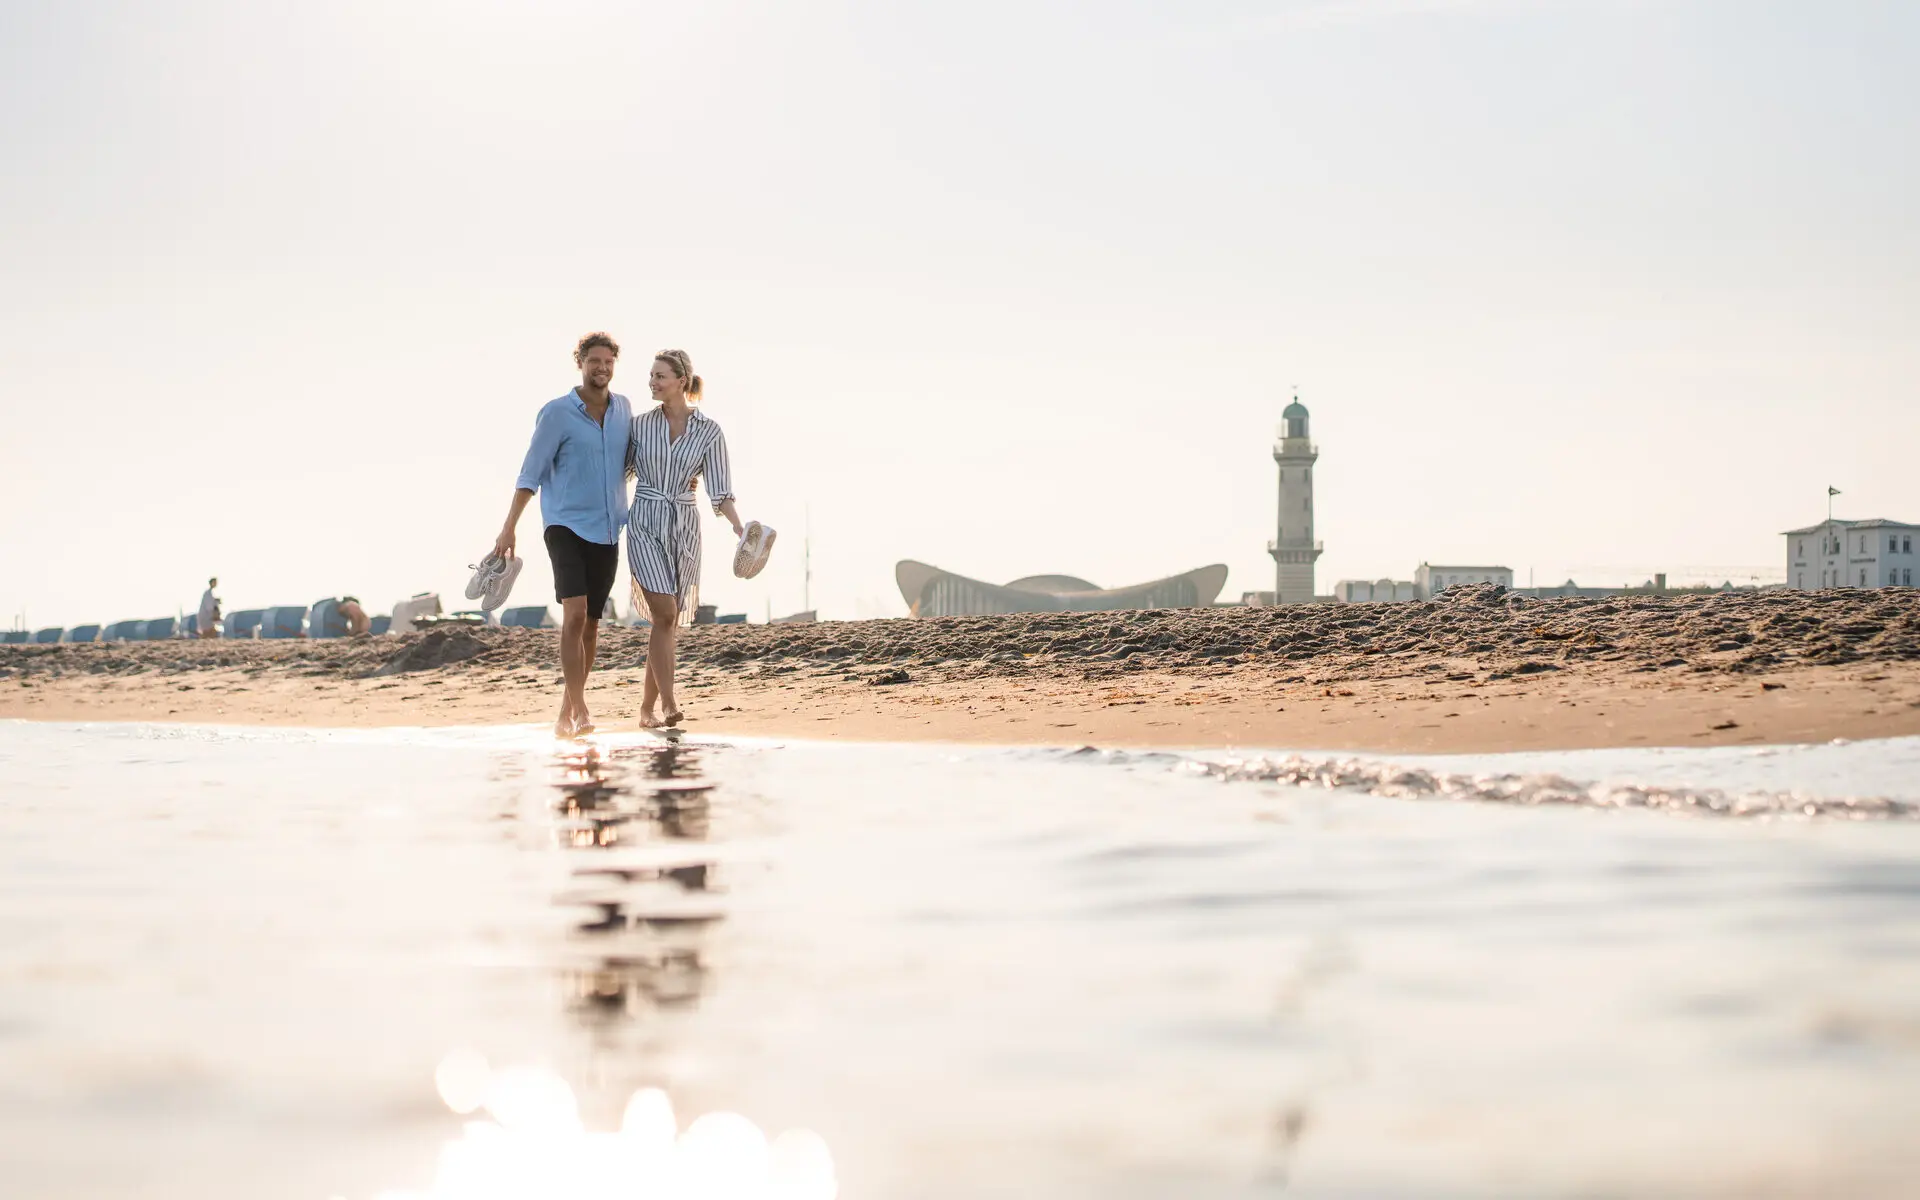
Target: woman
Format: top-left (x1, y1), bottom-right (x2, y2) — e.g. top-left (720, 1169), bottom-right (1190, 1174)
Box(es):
top-left (625, 349), bottom-right (744, 728)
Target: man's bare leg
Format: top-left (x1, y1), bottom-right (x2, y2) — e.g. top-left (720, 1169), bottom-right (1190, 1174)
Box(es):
top-left (575, 613), bottom-right (601, 733)
top-left (557, 595), bottom-right (590, 737)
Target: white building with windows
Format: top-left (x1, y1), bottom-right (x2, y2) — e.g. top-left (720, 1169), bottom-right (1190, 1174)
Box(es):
top-left (1415, 563), bottom-right (1514, 599)
top-left (1334, 579), bottom-right (1418, 603)
top-left (1784, 519), bottom-right (1919, 589)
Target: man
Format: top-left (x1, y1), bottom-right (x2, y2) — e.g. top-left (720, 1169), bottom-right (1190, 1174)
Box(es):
top-left (491, 333), bottom-right (633, 738)
top-left (338, 596), bottom-right (371, 637)
top-left (198, 577), bottom-right (221, 638)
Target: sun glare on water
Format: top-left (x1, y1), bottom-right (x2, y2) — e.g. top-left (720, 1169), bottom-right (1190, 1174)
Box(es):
top-left (354, 1050), bottom-right (837, 1200)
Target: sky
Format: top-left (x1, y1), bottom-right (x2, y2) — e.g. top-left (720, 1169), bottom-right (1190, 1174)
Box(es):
top-left (2, 0), bottom-right (1916, 630)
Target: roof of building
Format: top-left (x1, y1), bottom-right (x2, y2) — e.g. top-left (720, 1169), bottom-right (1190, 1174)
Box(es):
top-left (896, 561), bottom-right (1229, 614)
top-left (1005, 574), bottom-right (1100, 594)
top-left (1781, 518), bottom-right (1918, 534)
top-left (1282, 400), bottom-right (1309, 419)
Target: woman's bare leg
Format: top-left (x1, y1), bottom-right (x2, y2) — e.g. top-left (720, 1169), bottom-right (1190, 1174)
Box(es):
top-left (639, 665), bottom-right (661, 727)
top-left (642, 590), bottom-right (681, 722)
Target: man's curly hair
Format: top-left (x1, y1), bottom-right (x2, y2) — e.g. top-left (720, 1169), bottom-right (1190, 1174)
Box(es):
top-left (574, 332), bottom-right (620, 365)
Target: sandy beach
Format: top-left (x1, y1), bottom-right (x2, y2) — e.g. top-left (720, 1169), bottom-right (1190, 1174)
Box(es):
top-left (5, 584), bottom-right (1918, 752)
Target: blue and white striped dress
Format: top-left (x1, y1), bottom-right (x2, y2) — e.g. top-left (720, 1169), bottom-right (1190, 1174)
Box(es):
top-left (624, 405), bottom-right (734, 615)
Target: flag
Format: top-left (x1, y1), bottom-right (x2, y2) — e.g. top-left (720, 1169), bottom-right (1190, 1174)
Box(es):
top-left (1828, 486), bottom-right (1842, 497)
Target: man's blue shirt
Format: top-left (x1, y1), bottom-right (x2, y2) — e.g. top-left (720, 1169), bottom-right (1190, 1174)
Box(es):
top-left (514, 389), bottom-right (632, 545)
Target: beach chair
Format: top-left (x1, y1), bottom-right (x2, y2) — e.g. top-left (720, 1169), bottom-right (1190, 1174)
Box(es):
top-left (260, 607), bottom-right (308, 639)
top-left (498, 605), bottom-right (554, 629)
top-left (105, 619), bottom-right (147, 642)
top-left (717, 613), bottom-right (747, 624)
top-left (1, 631), bottom-right (25, 644)
top-left (145, 617), bottom-right (177, 640)
top-left (66, 624), bottom-right (100, 644)
top-left (34, 628), bottom-right (63, 644)
top-left (182, 614), bottom-right (198, 637)
top-left (309, 599), bottom-right (347, 638)
top-left (390, 592), bottom-right (442, 633)
top-left (370, 615), bottom-right (391, 635)
top-left (226, 609), bottom-right (265, 639)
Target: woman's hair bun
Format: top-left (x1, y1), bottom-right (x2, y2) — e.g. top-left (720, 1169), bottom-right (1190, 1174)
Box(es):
top-left (655, 349), bottom-right (703, 400)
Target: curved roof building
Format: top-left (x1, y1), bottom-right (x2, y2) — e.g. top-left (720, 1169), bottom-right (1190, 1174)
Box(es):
top-left (896, 561), bottom-right (1229, 617)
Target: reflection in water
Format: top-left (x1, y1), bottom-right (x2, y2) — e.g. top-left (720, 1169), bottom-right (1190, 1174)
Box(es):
top-left (546, 740), bottom-right (724, 1026)
top-left (366, 740), bottom-right (821, 1197)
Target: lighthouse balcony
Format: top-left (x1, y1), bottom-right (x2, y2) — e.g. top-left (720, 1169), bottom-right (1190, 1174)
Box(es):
top-left (1268, 540), bottom-right (1324, 564)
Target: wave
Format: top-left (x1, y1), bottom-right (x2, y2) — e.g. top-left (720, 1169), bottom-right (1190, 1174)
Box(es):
top-left (1062, 746), bottom-right (1918, 821)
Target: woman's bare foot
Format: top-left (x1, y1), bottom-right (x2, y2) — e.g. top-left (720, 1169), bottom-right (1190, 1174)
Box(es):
top-left (662, 709), bottom-right (684, 727)
top-left (638, 709), bottom-right (663, 729)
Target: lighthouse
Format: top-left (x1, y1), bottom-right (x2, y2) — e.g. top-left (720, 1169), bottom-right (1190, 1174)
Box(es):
top-left (1268, 396), bottom-right (1323, 604)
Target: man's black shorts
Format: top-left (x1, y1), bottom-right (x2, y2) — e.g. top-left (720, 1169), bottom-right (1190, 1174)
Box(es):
top-left (544, 524), bottom-right (618, 617)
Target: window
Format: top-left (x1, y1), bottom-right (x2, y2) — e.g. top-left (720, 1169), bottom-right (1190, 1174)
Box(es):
top-left (1797, 539), bottom-right (1804, 556)
top-left (1893, 536), bottom-right (1900, 554)
top-left (1860, 536), bottom-right (1868, 553)
top-left (1906, 569), bottom-right (1914, 586)
top-left (1797, 573), bottom-right (1804, 588)
top-left (1906, 537), bottom-right (1914, 554)
top-left (1860, 569), bottom-right (1868, 586)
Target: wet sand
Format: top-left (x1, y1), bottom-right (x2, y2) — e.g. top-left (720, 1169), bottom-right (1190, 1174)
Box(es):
top-left (5, 585), bottom-right (1919, 752)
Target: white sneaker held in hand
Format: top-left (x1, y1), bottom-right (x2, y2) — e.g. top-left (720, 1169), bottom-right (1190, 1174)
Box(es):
top-left (467, 553), bottom-right (523, 611)
top-left (733, 522), bottom-right (776, 579)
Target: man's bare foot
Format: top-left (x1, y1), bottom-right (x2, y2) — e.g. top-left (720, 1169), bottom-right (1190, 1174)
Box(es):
top-left (662, 709), bottom-right (683, 727)
top-left (638, 710), bottom-right (662, 729)
top-left (554, 714), bottom-right (576, 739)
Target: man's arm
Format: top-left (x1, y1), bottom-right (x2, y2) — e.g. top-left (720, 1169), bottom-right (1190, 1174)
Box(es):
top-left (495, 489), bottom-right (535, 559)
top-left (496, 405), bottom-right (559, 558)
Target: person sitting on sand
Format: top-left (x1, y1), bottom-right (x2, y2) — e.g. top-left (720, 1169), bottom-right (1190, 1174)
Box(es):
top-left (625, 349), bottom-right (745, 729)
top-left (490, 332), bottom-right (635, 739)
top-left (338, 596), bottom-right (370, 637)
top-left (198, 577), bottom-right (221, 638)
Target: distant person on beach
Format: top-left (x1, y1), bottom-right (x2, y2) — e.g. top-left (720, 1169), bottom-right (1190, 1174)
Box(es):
top-left (626, 349), bottom-right (745, 729)
top-left (198, 577), bottom-right (220, 638)
top-left (338, 596), bottom-right (370, 637)
top-left (489, 332), bottom-right (634, 739)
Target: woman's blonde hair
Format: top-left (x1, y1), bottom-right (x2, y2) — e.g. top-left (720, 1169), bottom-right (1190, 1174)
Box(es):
top-left (654, 349), bottom-right (703, 401)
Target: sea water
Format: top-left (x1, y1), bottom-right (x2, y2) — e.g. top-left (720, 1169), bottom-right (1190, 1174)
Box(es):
top-left (1, 720), bottom-right (1918, 1199)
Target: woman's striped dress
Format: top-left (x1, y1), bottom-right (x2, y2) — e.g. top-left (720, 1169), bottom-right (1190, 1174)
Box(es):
top-left (624, 405), bottom-right (734, 618)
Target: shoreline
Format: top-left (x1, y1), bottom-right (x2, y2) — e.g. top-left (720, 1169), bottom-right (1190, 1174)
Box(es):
top-left (5, 587), bottom-right (1918, 753)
